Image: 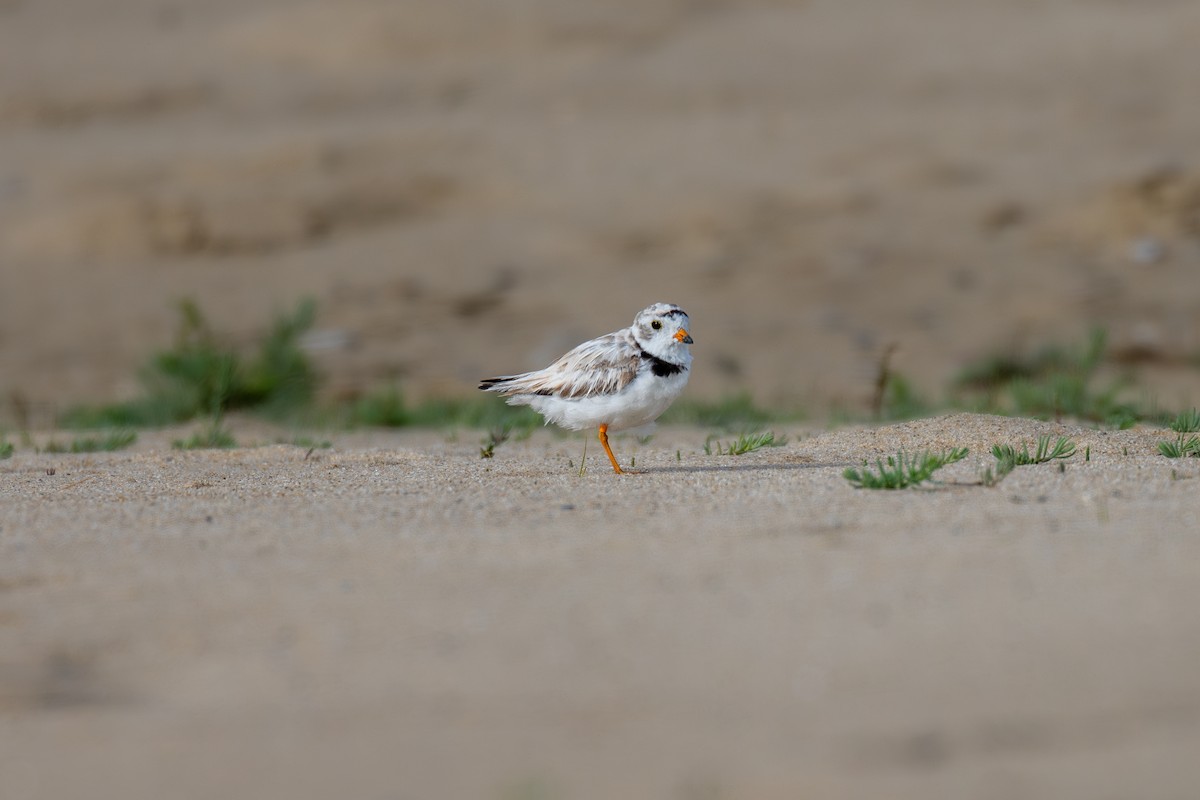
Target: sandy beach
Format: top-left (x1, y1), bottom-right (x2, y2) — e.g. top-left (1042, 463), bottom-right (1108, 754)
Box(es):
top-left (3, 415), bottom-right (1200, 798)
top-left (3, 0), bottom-right (1200, 797)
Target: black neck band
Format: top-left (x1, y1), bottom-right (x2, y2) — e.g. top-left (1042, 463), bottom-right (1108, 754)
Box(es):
top-left (639, 347), bottom-right (686, 377)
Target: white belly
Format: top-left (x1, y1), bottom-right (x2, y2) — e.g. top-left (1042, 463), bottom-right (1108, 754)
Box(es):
top-left (514, 369), bottom-right (690, 432)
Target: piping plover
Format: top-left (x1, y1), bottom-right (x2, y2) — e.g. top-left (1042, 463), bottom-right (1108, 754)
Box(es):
top-left (479, 302), bottom-right (694, 474)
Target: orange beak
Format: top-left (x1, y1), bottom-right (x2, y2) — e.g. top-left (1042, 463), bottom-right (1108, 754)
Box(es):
top-left (674, 328), bottom-right (694, 344)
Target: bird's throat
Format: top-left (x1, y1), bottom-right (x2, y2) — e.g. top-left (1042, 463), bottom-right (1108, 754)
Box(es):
top-left (639, 347), bottom-right (687, 377)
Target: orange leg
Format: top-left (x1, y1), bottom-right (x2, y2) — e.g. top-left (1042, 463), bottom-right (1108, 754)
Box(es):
top-left (598, 424), bottom-right (625, 474)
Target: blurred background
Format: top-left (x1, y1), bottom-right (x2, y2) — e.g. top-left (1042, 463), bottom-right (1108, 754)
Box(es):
top-left (3, 0), bottom-right (1200, 425)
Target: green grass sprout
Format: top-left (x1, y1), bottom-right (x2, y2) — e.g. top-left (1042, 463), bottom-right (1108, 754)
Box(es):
top-left (1158, 434), bottom-right (1200, 459)
top-left (173, 420), bottom-right (237, 450)
top-left (991, 435), bottom-right (1076, 467)
top-left (348, 386), bottom-right (410, 427)
top-left (703, 431), bottom-right (786, 456)
top-left (1169, 408), bottom-right (1200, 433)
top-left (660, 393), bottom-right (786, 430)
top-left (844, 448), bottom-right (968, 489)
top-left (353, 392), bottom-right (541, 432)
top-left (42, 430), bottom-right (137, 453)
top-left (480, 425), bottom-right (511, 459)
top-left (1156, 409), bottom-right (1200, 457)
top-left (62, 298), bottom-right (318, 428)
top-left (979, 458), bottom-right (1015, 487)
top-left (953, 330), bottom-right (1149, 426)
top-left (979, 435), bottom-right (1076, 486)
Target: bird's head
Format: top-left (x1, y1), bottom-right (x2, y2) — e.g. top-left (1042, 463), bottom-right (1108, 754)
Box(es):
top-left (632, 302), bottom-right (693, 359)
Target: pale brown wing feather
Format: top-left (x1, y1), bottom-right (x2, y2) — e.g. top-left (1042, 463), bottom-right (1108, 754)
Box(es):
top-left (480, 330), bottom-right (641, 399)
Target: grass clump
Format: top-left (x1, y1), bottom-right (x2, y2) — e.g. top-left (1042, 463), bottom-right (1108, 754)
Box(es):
top-left (991, 435), bottom-right (1077, 467)
top-left (980, 435), bottom-right (1077, 486)
top-left (62, 298), bottom-right (318, 428)
top-left (844, 448), bottom-right (968, 489)
top-left (0, 436), bottom-right (13, 460)
top-left (173, 420), bottom-right (237, 450)
top-left (1159, 434), bottom-right (1200, 458)
top-left (479, 426), bottom-right (511, 459)
top-left (660, 393), bottom-right (784, 430)
top-left (347, 386), bottom-right (411, 427)
top-left (703, 430), bottom-right (787, 456)
top-left (978, 458), bottom-right (1015, 488)
top-left (875, 373), bottom-right (933, 422)
top-left (1168, 408), bottom-right (1200, 433)
top-left (42, 430), bottom-right (137, 454)
top-left (1156, 409), bottom-right (1200, 458)
top-left (348, 388), bottom-right (543, 433)
top-left (954, 330), bottom-right (1148, 427)
top-left (1158, 435), bottom-right (1200, 458)
top-left (410, 396), bottom-right (541, 432)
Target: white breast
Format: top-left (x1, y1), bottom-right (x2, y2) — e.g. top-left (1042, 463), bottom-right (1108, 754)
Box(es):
top-left (519, 368), bottom-right (690, 432)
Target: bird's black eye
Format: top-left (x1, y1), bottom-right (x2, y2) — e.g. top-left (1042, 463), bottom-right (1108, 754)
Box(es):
top-left (651, 320), bottom-right (662, 330)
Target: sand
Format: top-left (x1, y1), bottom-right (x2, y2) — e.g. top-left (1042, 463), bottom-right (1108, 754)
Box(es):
top-left (3, 0), bottom-right (1200, 421)
top-left (3, 415), bottom-right (1200, 799)
top-left (3, 0), bottom-right (1200, 796)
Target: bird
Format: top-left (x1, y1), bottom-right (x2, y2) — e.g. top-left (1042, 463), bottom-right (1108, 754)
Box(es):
top-left (479, 302), bottom-right (694, 474)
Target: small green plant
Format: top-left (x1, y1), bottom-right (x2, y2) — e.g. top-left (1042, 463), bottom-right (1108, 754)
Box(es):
top-left (62, 298), bottom-right (318, 428)
top-left (877, 372), bottom-right (933, 421)
top-left (703, 431), bottom-right (786, 456)
top-left (348, 386), bottom-right (410, 427)
top-left (979, 435), bottom-right (1076, 486)
top-left (1158, 434), bottom-right (1200, 458)
top-left (1169, 408), bottom-right (1200, 433)
top-left (42, 430), bottom-right (138, 453)
top-left (991, 435), bottom-right (1076, 467)
top-left (844, 448), bottom-right (968, 489)
top-left (979, 458), bottom-right (1015, 487)
top-left (0, 436), bottom-right (13, 460)
top-left (954, 330), bottom-right (1150, 426)
top-left (355, 391), bottom-right (542, 432)
top-left (660, 393), bottom-right (785, 430)
top-left (1156, 409), bottom-right (1200, 457)
top-left (412, 397), bottom-right (541, 432)
top-left (480, 425), bottom-right (511, 458)
top-left (173, 420), bottom-right (237, 450)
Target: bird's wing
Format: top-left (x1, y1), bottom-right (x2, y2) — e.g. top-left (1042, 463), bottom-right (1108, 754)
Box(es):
top-left (485, 330), bottom-right (641, 399)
